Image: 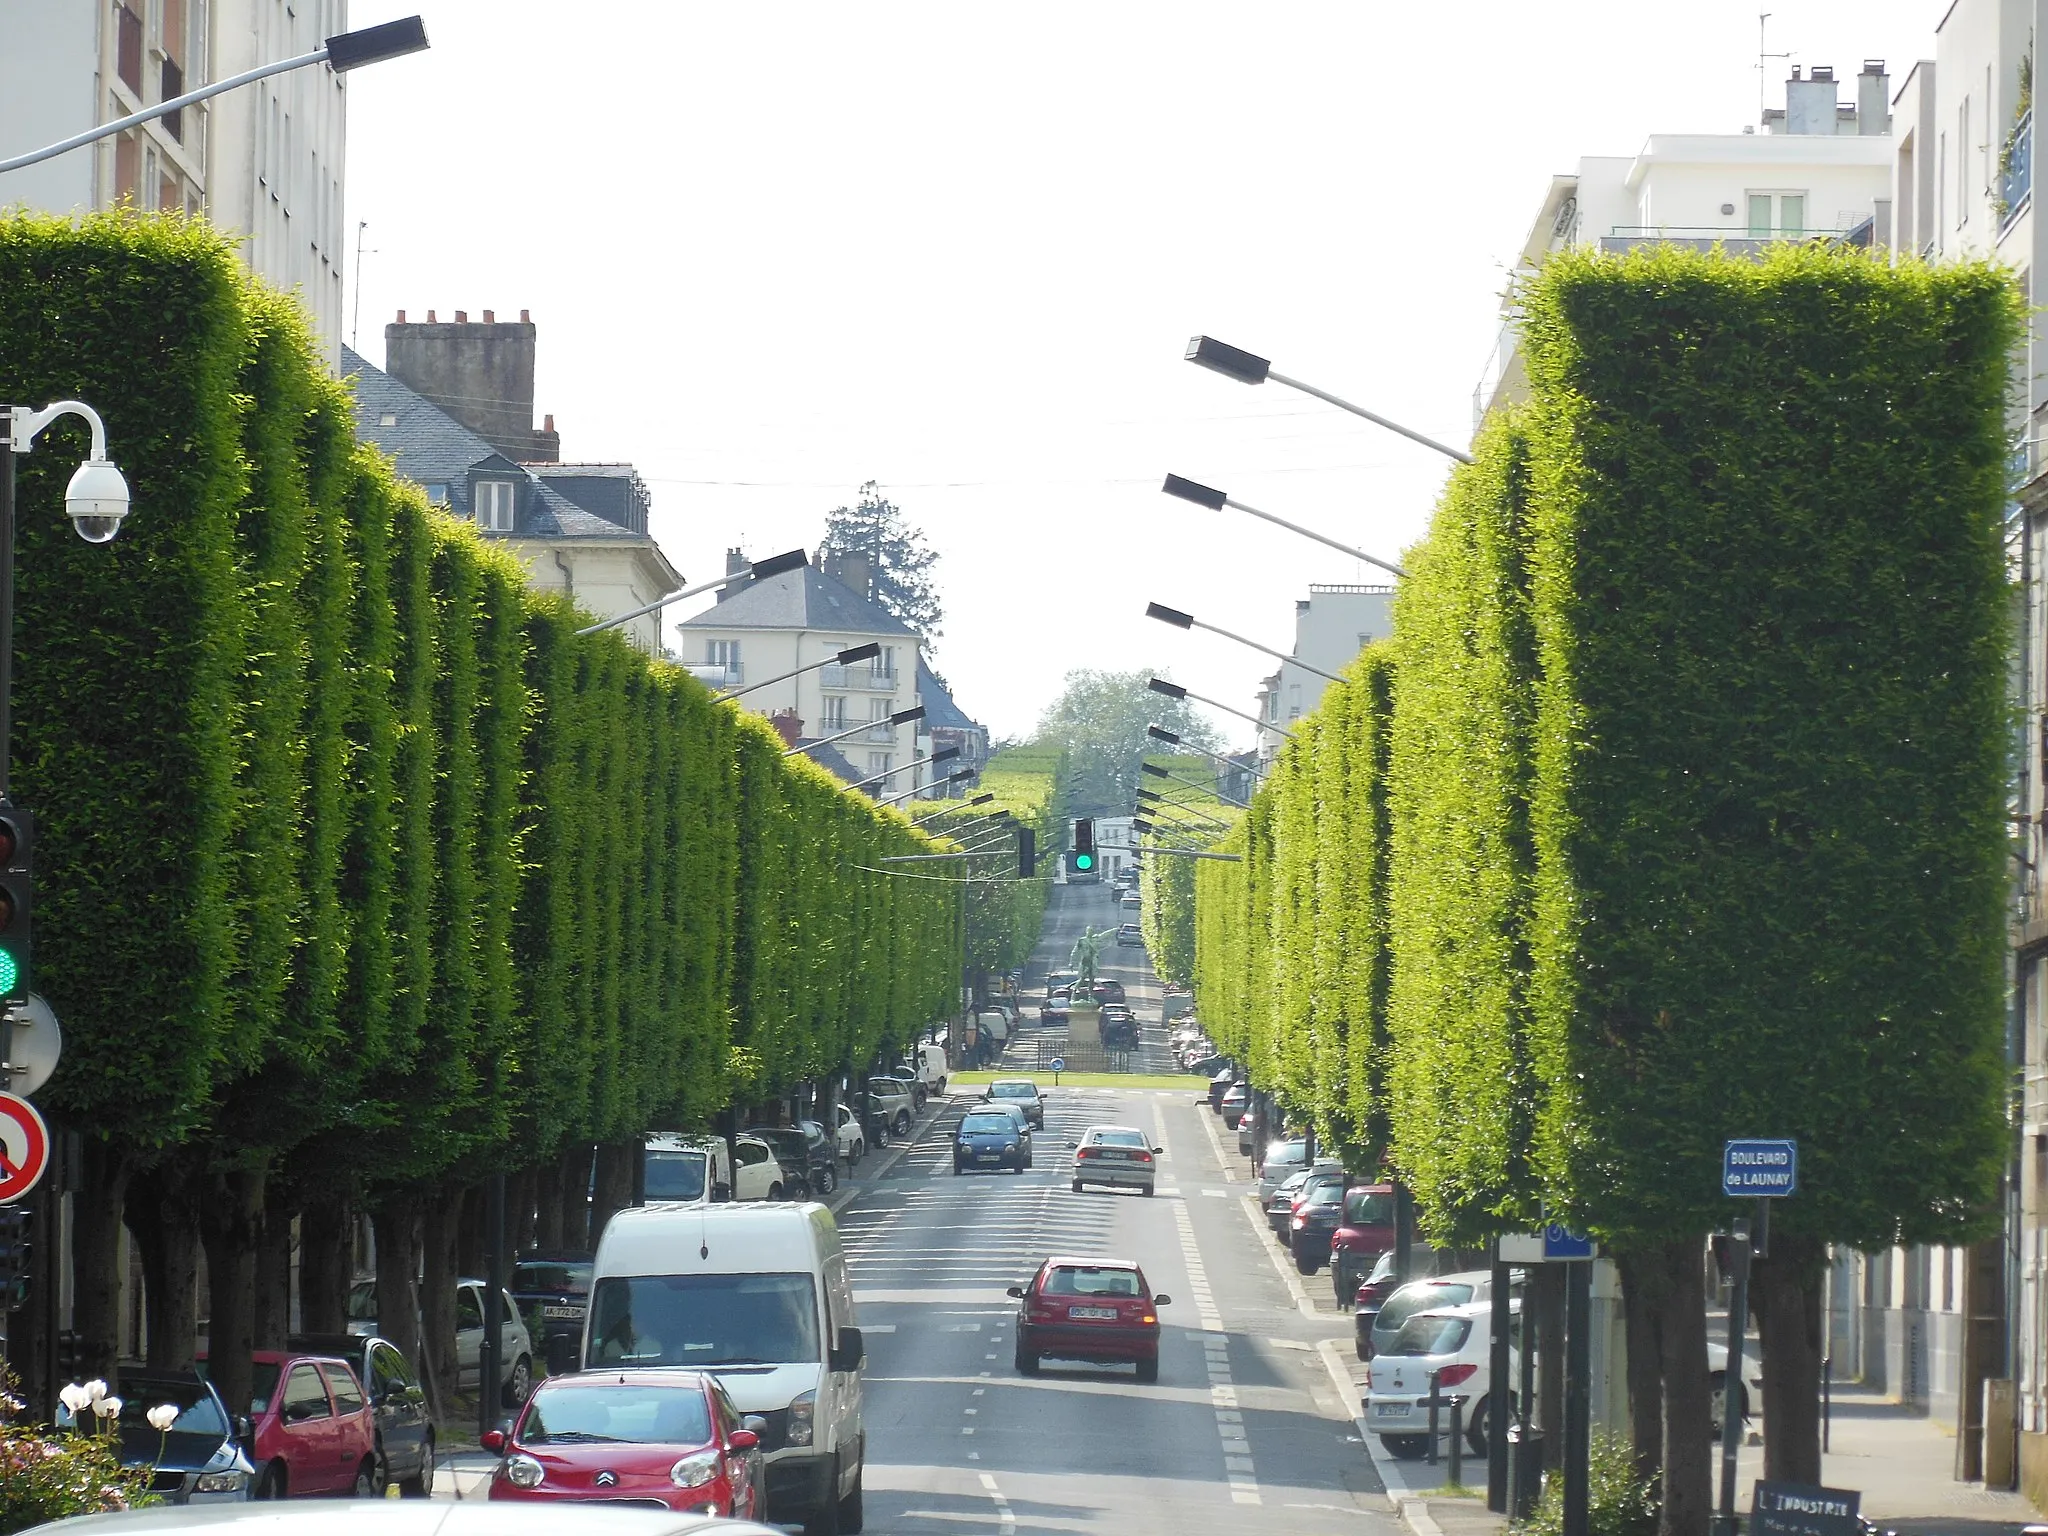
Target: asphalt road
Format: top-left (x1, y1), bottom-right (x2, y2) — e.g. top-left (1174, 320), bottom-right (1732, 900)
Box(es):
top-left (845, 882), bottom-right (1394, 1535)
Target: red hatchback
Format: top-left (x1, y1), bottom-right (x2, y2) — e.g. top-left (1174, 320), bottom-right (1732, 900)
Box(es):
top-left (1009, 1258), bottom-right (1171, 1383)
top-left (220, 1349), bottom-right (379, 1499)
top-left (484, 1368), bottom-right (762, 1520)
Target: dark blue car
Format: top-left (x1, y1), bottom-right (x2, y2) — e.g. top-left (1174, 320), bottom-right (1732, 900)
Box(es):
top-left (954, 1108), bottom-right (1031, 1174)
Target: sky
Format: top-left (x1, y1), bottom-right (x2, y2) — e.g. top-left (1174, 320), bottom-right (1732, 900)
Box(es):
top-left (341, 0), bottom-right (1940, 747)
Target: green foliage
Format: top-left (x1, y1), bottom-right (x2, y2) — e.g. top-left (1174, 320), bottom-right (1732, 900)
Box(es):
top-left (820, 480), bottom-right (943, 637)
top-left (1514, 1435), bottom-right (1658, 1536)
top-left (1035, 668), bottom-right (1224, 815)
top-left (915, 743), bottom-right (1067, 982)
top-left (0, 1376), bottom-right (157, 1532)
top-left (1138, 755), bottom-right (1237, 984)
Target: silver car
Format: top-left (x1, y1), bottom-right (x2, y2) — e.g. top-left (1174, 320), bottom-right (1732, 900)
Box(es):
top-left (1071, 1124), bottom-right (1164, 1195)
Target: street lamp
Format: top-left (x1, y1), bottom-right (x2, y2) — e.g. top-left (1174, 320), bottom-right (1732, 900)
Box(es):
top-left (1145, 601), bottom-right (1343, 684)
top-left (1148, 675), bottom-right (1295, 743)
top-left (846, 745), bottom-right (958, 795)
top-left (917, 792), bottom-right (993, 829)
top-left (1147, 722), bottom-right (1264, 784)
top-left (1184, 335), bottom-right (1474, 467)
top-left (1135, 787), bottom-right (1228, 832)
top-left (0, 18), bottom-right (431, 176)
top-left (1142, 759), bottom-right (1252, 812)
top-left (874, 762), bottom-right (971, 808)
top-left (1161, 474), bottom-right (1404, 580)
top-left (578, 547), bottom-right (807, 638)
top-left (786, 705), bottom-right (925, 761)
top-left (2, 401), bottom-right (131, 794)
top-left (715, 639), bottom-right (880, 702)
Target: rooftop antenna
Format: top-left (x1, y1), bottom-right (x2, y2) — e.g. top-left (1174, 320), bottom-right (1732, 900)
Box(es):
top-left (350, 220), bottom-right (378, 351)
top-left (1758, 14), bottom-right (1792, 126)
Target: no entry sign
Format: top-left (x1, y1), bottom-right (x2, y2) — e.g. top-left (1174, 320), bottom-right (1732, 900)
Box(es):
top-left (0, 1091), bottom-right (49, 1202)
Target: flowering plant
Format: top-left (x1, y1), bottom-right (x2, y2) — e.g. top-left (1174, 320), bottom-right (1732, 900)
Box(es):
top-left (0, 1370), bottom-right (157, 1533)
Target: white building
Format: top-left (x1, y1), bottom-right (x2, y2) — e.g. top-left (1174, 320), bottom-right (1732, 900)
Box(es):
top-left (1253, 583), bottom-right (1393, 763)
top-left (0, 0), bottom-right (351, 364)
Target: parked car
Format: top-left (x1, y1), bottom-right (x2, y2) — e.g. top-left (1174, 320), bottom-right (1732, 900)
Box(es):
top-left (1090, 979), bottom-right (1126, 1004)
top-left (1328, 1185), bottom-right (1398, 1302)
top-left (1267, 1164), bottom-right (1345, 1238)
top-left (1040, 994), bottom-right (1070, 1024)
top-left (856, 1091), bottom-right (893, 1148)
top-left (341, 1278), bottom-right (534, 1406)
top-left (1367, 1300), bottom-right (1517, 1458)
top-left (1206, 1069), bottom-right (1237, 1110)
top-left (88, 1367), bottom-right (254, 1505)
top-left (866, 1076), bottom-right (916, 1136)
top-left (1185, 1053), bottom-right (1228, 1079)
top-left (983, 1078), bottom-right (1046, 1128)
top-left (875, 1068), bottom-right (926, 1113)
top-left (210, 1348), bottom-right (379, 1498)
top-left (1253, 1139), bottom-right (1311, 1201)
top-left (1287, 1176), bottom-right (1351, 1274)
top-left (1219, 1082), bottom-right (1250, 1129)
top-left (1009, 1257), bottom-right (1169, 1382)
top-left (1370, 1271), bottom-right (1495, 1360)
top-left (644, 1133), bottom-right (788, 1205)
top-left (901, 1041), bottom-right (949, 1097)
top-left (1070, 1125), bottom-right (1163, 1196)
top-left (749, 1124), bottom-right (837, 1199)
top-left (1237, 1112), bottom-right (1258, 1156)
top-left (1353, 1250), bottom-right (1403, 1359)
top-left (1115, 923), bottom-right (1143, 947)
top-left (288, 1333), bottom-right (436, 1496)
top-left (483, 1367), bottom-right (764, 1520)
top-left (955, 1106), bottom-right (1032, 1174)
top-left (829, 1102), bottom-right (866, 1166)
top-left (31, 1506), bottom-right (781, 1534)
top-left (509, 1251), bottom-right (594, 1379)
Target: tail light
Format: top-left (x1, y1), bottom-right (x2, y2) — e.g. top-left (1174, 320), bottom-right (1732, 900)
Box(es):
top-left (1133, 1151), bottom-right (1152, 1163)
top-left (1291, 1214), bottom-right (1308, 1229)
top-left (1436, 1364), bottom-right (1478, 1389)
top-left (1077, 1146), bottom-right (1097, 1159)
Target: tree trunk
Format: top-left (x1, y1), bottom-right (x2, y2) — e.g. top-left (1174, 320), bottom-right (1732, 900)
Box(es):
top-left (73, 1138), bottom-right (134, 1387)
top-left (508, 1166), bottom-right (537, 1256)
top-left (1615, 1246), bottom-right (1667, 1484)
top-left (1534, 1263), bottom-right (1566, 1469)
top-left (372, 1194), bottom-right (422, 1366)
top-left (1655, 1235), bottom-right (1712, 1536)
top-left (299, 1194), bottom-right (354, 1335)
top-left (591, 1140), bottom-right (635, 1241)
top-left (559, 1143), bottom-right (594, 1251)
top-left (253, 1202), bottom-right (293, 1349)
top-left (127, 1161), bottom-right (202, 1369)
top-left (456, 1183), bottom-right (485, 1278)
top-left (199, 1165), bottom-right (266, 1416)
top-left (533, 1154), bottom-right (565, 1253)
top-left (420, 1183), bottom-right (462, 1411)
top-left (1752, 1228), bottom-right (1825, 1485)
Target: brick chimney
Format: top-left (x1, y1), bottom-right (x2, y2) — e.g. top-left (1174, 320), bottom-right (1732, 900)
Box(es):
top-left (384, 309), bottom-right (561, 462)
top-left (769, 709), bottom-right (804, 747)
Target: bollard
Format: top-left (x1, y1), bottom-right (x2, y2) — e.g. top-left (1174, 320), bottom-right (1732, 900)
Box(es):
top-left (1426, 1369), bottom-right (1442, 1467)
top-left (1823, 1355), bottom-right (1832, 1453)
top-left (1448, 1397), bottom-right (1464, 1486)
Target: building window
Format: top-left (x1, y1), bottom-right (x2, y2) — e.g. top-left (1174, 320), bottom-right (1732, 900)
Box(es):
top-left (379, 412), bottom-right (398, 427)
top-left (706, 638), bottom-right (741, 672)
top-left (1745, 192), bottom-right (1806, 237)
top-left (113, 128), bottom-right (140, 204)
top-left (116, 4), bottom-right (144, 96)
top-left (475, 480), bottom-right (515, 532)
top-left (869, 697), bottom-right (891, 722)
top-left (424, 484), bottom-right (448, 505)
top-left (820, 696), bottom-right (847, 730)
top-left (873, 645), bottom-right (895, 681)
top-left (868, 753), bottom-right (892, 776)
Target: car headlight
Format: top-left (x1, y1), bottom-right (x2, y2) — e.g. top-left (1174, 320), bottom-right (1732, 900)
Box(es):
top-left (671, 1452), bottom-right (721, 1488)
top-left (193, 1470), bottom-right (246, 1493)
top-left (788, 1390), bottom-right (816, 1446)
top-left (505, 1453), bottom-right (545, 1489)
top-left (1005, 1142), bottom-right (1018, 1152)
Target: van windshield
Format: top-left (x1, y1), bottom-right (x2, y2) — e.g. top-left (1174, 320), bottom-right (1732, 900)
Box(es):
top-left (588, 1273), bottom-right (821, 1367)
top-left (642, 1150), bottom-right (708, 1203)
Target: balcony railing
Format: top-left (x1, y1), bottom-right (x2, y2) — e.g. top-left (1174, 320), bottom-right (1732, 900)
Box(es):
top-left (862, 721), bottom-right (900, 743)
top-left (819, 663), bottom-right (898, 691)
top-left (2002, 112), bottom-right (2033, 232)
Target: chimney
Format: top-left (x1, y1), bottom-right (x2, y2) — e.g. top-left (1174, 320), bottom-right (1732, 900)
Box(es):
top-left (520, 309), bottom-right (530, 323)
top-left (1857, 60), bottom-right (1892, 136)
top-left (1785, 64), bottom-right (1841, 135)
top-left (717, 546), bottom-right (752, 601)
top-left (385, 308), bottom-right (557, 462)
top-left (769, 709), bottom-right (804, 747)
top-left (829, 550), bottom-right (874, 600)
top-left (482, 309), bottom-right (495, 323)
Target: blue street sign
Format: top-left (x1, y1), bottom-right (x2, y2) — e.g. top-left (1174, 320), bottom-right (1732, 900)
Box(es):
top-left (1544, 1223), bottom-right (1594, 1260)
top-left (1049, 1057), bottom-right (1065, 1073)
top-left (1723, 1138), bottom-right (1798, 1198)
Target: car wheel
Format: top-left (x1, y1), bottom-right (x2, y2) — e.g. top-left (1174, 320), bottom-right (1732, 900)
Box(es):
top-left (815, 1164), bottom-right (837, 1196)
top-left (1467, 1395), bottom-right (1501, 1456)
top-left (837, 1462), bottom-right (864, 1533)
top-left (398, 1431), bottom-right (434, 1497)
top-left (894, 1111), bottom-right (911, 1137)
top-left (802, 1482), bottom-right (842, 1536)
top-left (1071, 1179), bottom-right (1083, 1193)
top-left (953, 1160), bottom-right (964, 1175)
top-left (1709, 1372), bottom-right (1749, 1437)
top-left (1381, 1434), bottom-right (1429, 1460)
top-left (1015, 1342), bottom-right (1039, 1375)
top-left (351, 1456), bottom-right (382, 1498)
top-left (255, 1462), bottom-right (287, 1500)
top-left (1294, 1252), bottom-right (1317, 1275)
top-left (769, 1182), bottom-right (787, 1202)
top-left (1135, 1355), bottom-right (1159, 1384)
top-left (504, 1353), bottom-right (533, 1407)
top-left (1357, 1337), bottom-right (1371, 1363)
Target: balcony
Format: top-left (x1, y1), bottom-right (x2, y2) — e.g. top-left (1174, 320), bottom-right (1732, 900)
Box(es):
top-left (862, 721), bottom-right (901, 743)
top-left (1598, 226), bottom-right (1859, 256)
top-left (819, 663), bottom-right (898, 691)
top-left (2002, 112), bottom-right (2033, 233)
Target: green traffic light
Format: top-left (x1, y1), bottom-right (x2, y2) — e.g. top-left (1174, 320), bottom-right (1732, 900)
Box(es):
top-left (0, 948), bottom-right (20, 995)
top-left (1075, 852), bottom-right (1094, 870)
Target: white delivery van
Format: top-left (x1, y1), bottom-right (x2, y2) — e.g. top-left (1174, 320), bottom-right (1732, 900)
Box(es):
top-left (638, 1132), bottom-right (788, 1204)
top-left (910, 1041), bottom-right (948, 1096)
top-left (585, 1202), bottom-right (865, 1535)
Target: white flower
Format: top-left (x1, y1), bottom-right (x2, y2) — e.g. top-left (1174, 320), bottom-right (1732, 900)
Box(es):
top-left (84, 1379), bottom-right (108, 1406)
top-left (97, 1396), bottom-right (122, 1421)
top-left (58, 1383), bottom-right (92, 1414)
top-left (146, 1403), bottom-right (179, 1432)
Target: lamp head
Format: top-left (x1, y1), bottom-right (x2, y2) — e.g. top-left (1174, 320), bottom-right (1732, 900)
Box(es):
top-left (66, 457), bottom-right (131, 543)
top-left (1147, 678), bottom-right (1188, 702)
top-left (1185, 336), bottom-right (1271, 386)
top-left (1147, 724), bottom-right (1181, 745)
top-left (1161, 474), bottom-right (1228, 511)
top-left (1145, 601), bottom-right (1195, 630)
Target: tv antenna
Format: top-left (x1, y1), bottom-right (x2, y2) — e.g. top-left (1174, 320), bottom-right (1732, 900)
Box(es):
top-left (350, 221), bottom-right (380, 351)
top-left (1758, 14), bottom-right (1792, 125)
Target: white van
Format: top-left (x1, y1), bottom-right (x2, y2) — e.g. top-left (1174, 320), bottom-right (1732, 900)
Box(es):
top-left (639, 1132), bottom-right (788, 1204)
top-left (584, 1202), bottom-right (865, 1534)
top-left (907, 1041), bottom-right (948, 1096)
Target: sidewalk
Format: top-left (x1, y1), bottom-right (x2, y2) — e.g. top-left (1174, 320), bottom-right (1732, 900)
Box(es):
top-left (1799, 1382), bottom-right (2037, 1530)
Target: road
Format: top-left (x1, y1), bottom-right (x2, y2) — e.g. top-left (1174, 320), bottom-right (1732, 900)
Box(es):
top-left (847, 882), bottom-right (1395, 1535)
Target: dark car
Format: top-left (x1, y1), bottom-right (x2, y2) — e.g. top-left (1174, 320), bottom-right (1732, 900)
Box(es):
top-left (1207, 1069), bottom-right (1237, 1111)
top-left (1329, 1184), bottom-right (1398, 1301)
top-left (1185, 1053), bottom-right (1229, 1078)
top-left (955, 1107), bottom-right (1032, 1173)
top-left (98, 1367), bottom-right (255, 1504)
top-left (288, 1332), bottom-right (437, 1496)
top-left (1091, 979), bottom-right (1126, 1004)
top-left (1010, 1257), bottom-right (1169, 1382)
top-left (749, 1124), bottom-right (838, 1199)
top-left (1220, 1082), bottom-right (1251, 1129)
top-left (508, 1251), bottom-right (594, 1378)
top-left (1353, 1250), bottom-right (1402, 1360)
top-left (1287, 1177), bottom-right (1350, 1274)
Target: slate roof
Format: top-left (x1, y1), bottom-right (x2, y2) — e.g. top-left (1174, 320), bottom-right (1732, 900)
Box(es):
top-left (790, 737), bottom-right (864, 786)
top-left (677, 563), bottom-right (919, 638)
top-left (917, 659), bottom-right (980, 732)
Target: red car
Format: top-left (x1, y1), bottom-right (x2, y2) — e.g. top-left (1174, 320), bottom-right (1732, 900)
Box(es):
top-left (1328, 1183), bottom-right (1398, 1302)
top-left (1009, 1257), bottom-right (1170, 1383)
top-left (209, 1348), bottom-right (379, 1498)
top-left (484, 1368), bottom-right (762, 1520)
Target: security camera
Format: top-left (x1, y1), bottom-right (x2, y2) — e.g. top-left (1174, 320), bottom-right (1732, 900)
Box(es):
top-left (65, 457), bottom-right (130, 544)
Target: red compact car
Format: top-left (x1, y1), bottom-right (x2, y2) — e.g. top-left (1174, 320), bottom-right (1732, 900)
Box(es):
top-left (1329, 1183), bottom-right (1398, 1302)
top-left (207, 1349), bottom-right (379, 1498)
top-left (484, 1368), bottom-right (762, 1520)
top-left (1009, 1257), bottom-right (1170, 1382)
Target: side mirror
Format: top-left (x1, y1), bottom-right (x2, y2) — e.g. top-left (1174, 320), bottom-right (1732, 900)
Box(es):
top-left (1006, 1285), bottom-right (1025, 1299)
top-left (1153, 1294), bottom-right (1172, 1306)
top-left (1153, 1146), bottom-right (1166, 1155)
top-left (829, 1326), bottom-right (865, 1374)
top-left (728, 1428), bottom-right (760, 1453)
top-left (407, 1385), bottom-right (426, 1406)
top-left (480, 1429), bottom-right (506, 1455)
top-left (742, 1414), bottom-right (768, 1435)
top-left (712, 1182), bottom-right (733, 1203)
top-left (234, 1414), bottom-right (254, 1443)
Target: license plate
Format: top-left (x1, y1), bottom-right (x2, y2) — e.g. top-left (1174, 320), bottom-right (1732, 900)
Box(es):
top-left (1069, 1306), bottom-right (1118, 1320)
top-left (1097, 1151), bottom-right (1130, 1161)
top-left (977, 1153), bottom-right (1000, 1161)
top-left (1373, 1401), bottom-right (1410, 1418)
top-left (542, 1305), bottom-right (585, 1319)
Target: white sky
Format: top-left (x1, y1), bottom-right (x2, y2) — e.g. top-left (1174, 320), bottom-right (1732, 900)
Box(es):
top-left (342, 0), bottom-right (1939, 746)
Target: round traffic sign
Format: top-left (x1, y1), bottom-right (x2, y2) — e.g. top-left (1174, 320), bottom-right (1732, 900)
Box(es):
top-left (1050, 1057), bottom-right (1066, 1073)
top-left (0, 1091), bottom-right (48, 1202)
top-left (4, 995), bottom-right (61, 1096)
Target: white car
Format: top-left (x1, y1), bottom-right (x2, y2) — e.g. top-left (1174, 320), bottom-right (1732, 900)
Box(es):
top-left (830, 1101), bottom-right (866, 1165)
top-left (639, 1132), bottom-right (788, 1203)
top-left (1070, 1124), bottom-right (1163, 1196)
top-left (1367, 1299), bottom-right (1514, 1458)
top-left (866, 1076), bottom-right (915, 1136)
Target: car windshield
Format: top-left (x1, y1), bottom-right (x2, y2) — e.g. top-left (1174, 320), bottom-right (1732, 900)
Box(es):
top-left (1091, 1129), bottom-right (1147, 1147)
top-left (1302, 1180), bottom-right (1345, 1206)
top-left (1265, 1143), bottom-right (1308, 1168)
top-left (1367, 1251), bottom-right (1399, 1283)
top-left (519, 1383), bottom-right (712, 1446)
top-left (1345, 1191), bottom-right (1396, 1226)
top-left (588, 1273), bottom-right (820, 1367)
top-left (1377, 1282), bottom-right (1478, 1336)
top-left (991, 1083), bottom-right (1036, 1099)
top-left (643, 1149), bottom-right (708, 1203)
top-left (961, 1114), bottom-right (1014, 1134)
top-left (1386, 1314), bottom-right (1473, 1357)
top-left (249, 1361), bottom-right (282, 1414)
top-left (110, 1376), bottom-right (228, 1467)
top-left (345, 1281), bottom-right (377, 1322)
top-left (1043, 1266), bottom-right (1143, 1297)
top-left (514, 1261), bottom-right (592, 1295)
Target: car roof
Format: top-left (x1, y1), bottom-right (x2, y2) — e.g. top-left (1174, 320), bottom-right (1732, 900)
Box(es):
top-left (1393, 1270), bottom-right (1491, 1292)
top-left (1040, 1255), bottom-right (1139, 1271)
top-left (990, 1078), bottom-right (1038, 1088)
top-left (240, 1351), bottom-right (354, 1369)
top-left (535, 1368), bottom-right (713, 1391)
top-left (25, 1502), bottom-right (779, 1533)
top-left (516, 1249), bottom-right (595, 1263)
top-left (1082, 1124), bottom-right (1147, 1138)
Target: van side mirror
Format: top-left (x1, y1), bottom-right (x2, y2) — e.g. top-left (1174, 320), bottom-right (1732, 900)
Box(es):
top-left (480, 1429), bottom-right (506, 1455)
top-left (1153, 1294), bottom-right (1172, 1306)
top-left (829, 1326), bottom-right (865, 1373)
top-left (1005, 1285), bottom-right (1025, 1299)
top-left (712, 1182), bottom-right (732, 1203)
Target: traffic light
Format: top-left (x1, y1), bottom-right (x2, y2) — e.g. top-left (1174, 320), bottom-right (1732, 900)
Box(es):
top-left (0, 808), bottom-right (32, 1002)
top-left (1018, 828), bottom-right (1036, 879)
top-left (0, 1205), bottom-right (31, 1311)
top-left (1072, 818), bottom-right (1095, 873)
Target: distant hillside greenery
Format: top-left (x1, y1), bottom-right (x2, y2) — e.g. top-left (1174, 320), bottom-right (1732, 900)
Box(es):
top-left (1035, 668), bottom-right (1225, 814)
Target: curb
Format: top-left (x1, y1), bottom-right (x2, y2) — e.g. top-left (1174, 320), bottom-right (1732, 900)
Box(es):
top-left (826, 1092), bottom-right (953, 1215)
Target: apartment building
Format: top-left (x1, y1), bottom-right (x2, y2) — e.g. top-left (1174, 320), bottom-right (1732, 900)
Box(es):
top-left (1252, 583), bottom-right (1393, 764)
top-left (0, 0), bottom-right (352, 364)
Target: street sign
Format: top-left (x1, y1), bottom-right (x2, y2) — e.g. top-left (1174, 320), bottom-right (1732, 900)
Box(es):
top-left (1750, 1481), bottom-right (1859, 1536)
top-left (1723, 1139), bottom-right (1798, 1198)
top-left (0, 1091), bottom-right (49, 1203)
top-left (1498, 1226), bottom-right (1597, 1262)
top-left (1049, 1057), bottom-right (1065, 1073)
top-left (2, 994), bottom-right (60, 1096)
